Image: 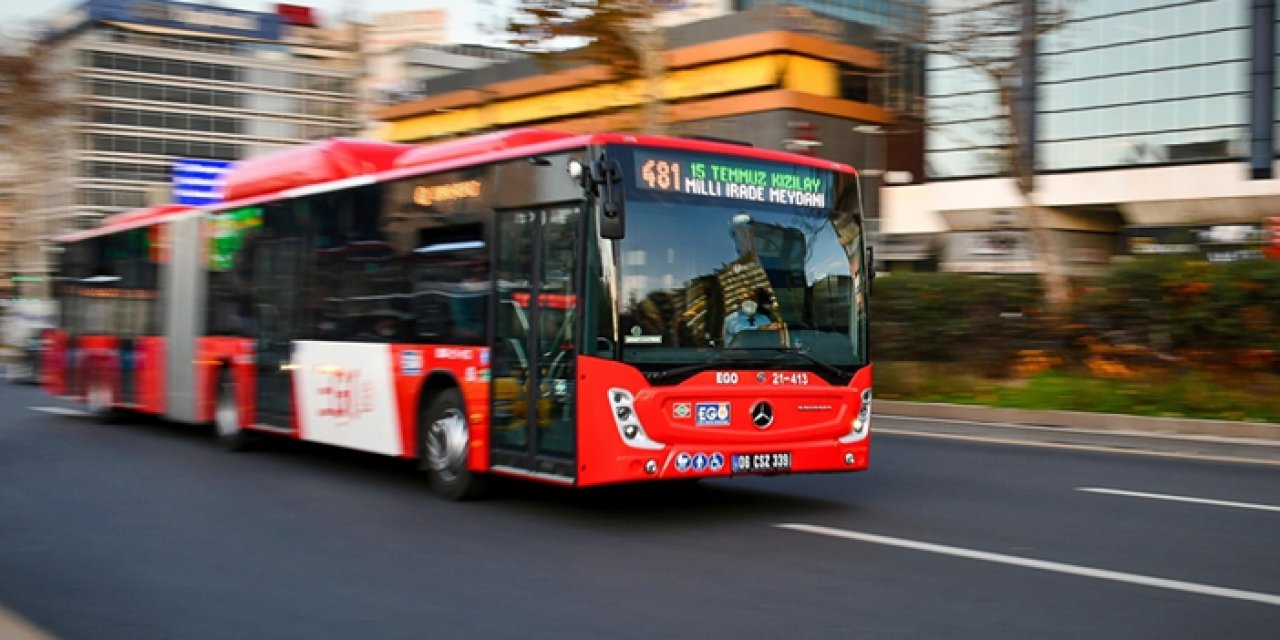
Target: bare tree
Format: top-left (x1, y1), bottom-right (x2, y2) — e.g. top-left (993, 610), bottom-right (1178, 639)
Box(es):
top-left (920, 0), bottom-right (1072, 313)
top-left (501, 0), bottom-right (667, 133)
top-left (1, 43), bottom-right (67, 299)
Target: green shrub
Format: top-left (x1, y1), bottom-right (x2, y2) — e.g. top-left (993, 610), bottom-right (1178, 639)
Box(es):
top-left (1073, 256), bottom-right (1280, 362)
top-left (870, 257), bottom-right (1280, 418)
top-left (871, 273), bottom-right (1046, 377)
top-left (872, 257), bottom-right (1280, 378)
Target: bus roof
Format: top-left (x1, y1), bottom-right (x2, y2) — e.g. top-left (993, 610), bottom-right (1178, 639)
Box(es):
top-left (392, 128), bottom-right (579, 169)
top-left (55, 129), bottom-right (857, 244)
top-left (223, 138), bottom-right (416, 202)
top-left (98, 204), bottom-right (193, 228)
top-left (384, 129), bottom-right (854, 180)
top-left (56, 203), bottom-right (200, 243)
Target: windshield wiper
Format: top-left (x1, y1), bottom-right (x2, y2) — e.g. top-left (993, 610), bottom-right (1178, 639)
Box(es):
top-left (644, 348), bottom-right (848, 384)
top-left (644, 352), bottom-right (739, 383)
top-left (770, 348), bottom-right (850, 381)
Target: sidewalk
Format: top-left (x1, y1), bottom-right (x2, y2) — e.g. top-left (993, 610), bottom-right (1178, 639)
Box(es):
top-left (875, 400), bottom-right (1280, 465)
top-left (877, 400), bottom-right (1280, 441)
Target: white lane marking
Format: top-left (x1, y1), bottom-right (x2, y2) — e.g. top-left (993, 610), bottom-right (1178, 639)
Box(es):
top-left (880, 412), bottom-right (1280, 448)
top-left (874, 427), bottom-right (1280, 467)
top-left (776, 523), bottom-right (1280, 608)
top-left (30, 406), bottom-right (89, 417)
top-left (1079, 487), bottom-right (1280, 514)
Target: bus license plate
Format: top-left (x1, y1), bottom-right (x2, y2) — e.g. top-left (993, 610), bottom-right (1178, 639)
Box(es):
top-left (732, 452), bottom-right (792, 474)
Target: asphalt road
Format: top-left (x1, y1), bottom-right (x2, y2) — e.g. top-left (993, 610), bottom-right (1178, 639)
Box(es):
top-left (2, 381), bottom-right (1278, 639)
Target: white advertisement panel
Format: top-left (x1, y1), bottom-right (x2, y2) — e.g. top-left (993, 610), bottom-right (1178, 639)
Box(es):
top-left (293, 341), bottom-right (404, 456)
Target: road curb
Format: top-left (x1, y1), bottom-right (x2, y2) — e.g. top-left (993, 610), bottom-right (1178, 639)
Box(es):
top-left (876, 400), bottom-right (1280, 443)
top-left (0, 605), bottom-right (55, 640)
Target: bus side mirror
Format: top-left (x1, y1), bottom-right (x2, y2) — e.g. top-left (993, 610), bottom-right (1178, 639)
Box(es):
top-left (591, 157), bottom-right (626, 240)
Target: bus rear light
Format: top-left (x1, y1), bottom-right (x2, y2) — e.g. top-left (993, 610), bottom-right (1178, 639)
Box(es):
top-left (608, 387), bottom-right (664, 450)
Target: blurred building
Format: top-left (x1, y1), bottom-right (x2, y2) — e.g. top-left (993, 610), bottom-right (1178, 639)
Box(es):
top-left (365, 8), bottom-right (448, 53)
top-left (363, 8), bottom-right (447, 124)
top-left (11, 0), bottom-right (361, 298)
top-left (882, 0), bottom-right (1278, 274)
top-left (373, 4), bottom-right (908, 189)
top-left (364, 43), bottom-right (526, 128)
top-left (729, 0), bottom-right (930, 241)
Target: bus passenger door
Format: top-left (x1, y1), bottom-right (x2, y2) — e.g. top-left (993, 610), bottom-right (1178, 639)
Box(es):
top-left (250, 203), bottom-right (306, 428)
top-left (489, 206), bottom-right (580, 481)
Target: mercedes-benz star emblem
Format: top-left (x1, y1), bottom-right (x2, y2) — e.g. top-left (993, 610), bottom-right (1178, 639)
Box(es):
top-left (750, 401), bottom-right (774, 429)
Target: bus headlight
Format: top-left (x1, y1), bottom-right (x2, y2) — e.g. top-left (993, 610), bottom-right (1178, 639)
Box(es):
top-left (839, 389), bottom-right (872, 443)
top-left (608, 388), bottom-right (664, 450)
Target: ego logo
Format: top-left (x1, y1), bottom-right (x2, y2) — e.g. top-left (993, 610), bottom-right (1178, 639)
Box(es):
top-left (317, 369), bottom-right (374, 425)
top-left (695, 402), bottom-right (731, 426)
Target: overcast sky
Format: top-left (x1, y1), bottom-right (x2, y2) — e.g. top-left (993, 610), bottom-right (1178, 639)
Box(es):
top-left (0, 0), bottom-right (510, 45)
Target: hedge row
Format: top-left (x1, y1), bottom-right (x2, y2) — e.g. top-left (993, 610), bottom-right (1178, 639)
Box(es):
top-left (870, 256), bottom-right (1280, 377)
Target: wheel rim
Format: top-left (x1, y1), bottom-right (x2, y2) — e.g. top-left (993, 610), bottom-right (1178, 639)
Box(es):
top-left (215, 379), bottom-right (240, 438)
top-left (426, 408), bottom-right (468, 482)
top-left (87, 380), bottom-right (111, 413)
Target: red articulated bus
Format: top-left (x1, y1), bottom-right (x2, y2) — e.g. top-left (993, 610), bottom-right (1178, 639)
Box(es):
top-left (45, 129), bottom-right (873, 499)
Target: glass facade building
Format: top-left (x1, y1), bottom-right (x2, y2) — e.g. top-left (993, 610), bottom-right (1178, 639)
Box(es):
top-left (9, 0), bottom-right (360, 298)
top-left (58, 24), bottom-right (357, 227)
top-left (28, 2), bottom-right (358, 231)
top-left (928, 0), bottom-right (1253, 179)
top-left (736, 0), bottom-right (928, 116)
top-left (882, 0), bottom-right (1279, 276)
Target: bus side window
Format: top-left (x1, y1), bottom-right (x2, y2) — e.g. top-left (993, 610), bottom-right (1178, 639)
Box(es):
top-left (411, 223), bottom-right (488, 346)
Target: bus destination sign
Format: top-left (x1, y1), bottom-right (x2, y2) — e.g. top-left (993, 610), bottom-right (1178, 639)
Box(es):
top-left (634, 150), bottom-right (831, 208)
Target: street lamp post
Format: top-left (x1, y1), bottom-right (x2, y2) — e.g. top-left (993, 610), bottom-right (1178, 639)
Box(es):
top-left (853, 125), bottom-right (886, 250)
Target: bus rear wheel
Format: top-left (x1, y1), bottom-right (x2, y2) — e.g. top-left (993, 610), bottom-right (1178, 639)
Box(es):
top-left (421, 388), bottom-right (486, 500)
top-left (214, 368), bottom-right (253, 451)
top-left (85, 367), bottom-right (117, 423)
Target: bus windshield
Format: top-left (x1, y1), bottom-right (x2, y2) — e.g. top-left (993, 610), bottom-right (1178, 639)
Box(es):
top-left (611, 151), bottom-right (868, 376)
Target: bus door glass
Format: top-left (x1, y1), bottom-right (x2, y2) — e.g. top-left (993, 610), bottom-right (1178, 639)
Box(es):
top-left (490, 205), bottom-right (581, 473)
top-left (250, 202), bottom-right (307, 426)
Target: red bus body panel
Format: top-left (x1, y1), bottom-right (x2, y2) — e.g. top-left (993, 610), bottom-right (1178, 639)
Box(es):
top-left (574, 357), bottom-right (871, 487)
top-left (194, 337), bottom-right (257, 424)
top-left (133, 336), bottom-right (166, 413)
top-left (41, 330), bottom-right (71, 397)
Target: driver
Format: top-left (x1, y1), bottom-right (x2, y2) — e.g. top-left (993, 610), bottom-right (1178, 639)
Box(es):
top-left (722, 292), bottom-right (776, 347)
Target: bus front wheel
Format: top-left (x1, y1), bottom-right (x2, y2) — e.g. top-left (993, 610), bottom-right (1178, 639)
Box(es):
top-left (421, 388), bottom-right (486, 500)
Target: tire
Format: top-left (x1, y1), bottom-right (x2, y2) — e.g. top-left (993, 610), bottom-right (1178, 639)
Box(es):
top-left (421, 388), bottom-right (486, 500)
top-left (84, 366), bottom-right (117, 423)
top-left (214, 368), bottom-right (253, 451)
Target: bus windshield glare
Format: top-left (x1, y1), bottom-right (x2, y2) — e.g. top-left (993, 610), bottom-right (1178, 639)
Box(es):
top-left (611, 147), bottom-right (868, 376)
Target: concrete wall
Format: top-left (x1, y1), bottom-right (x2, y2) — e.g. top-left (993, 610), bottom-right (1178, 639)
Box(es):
top-left (882, 160), bottom-right (1280, 235)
